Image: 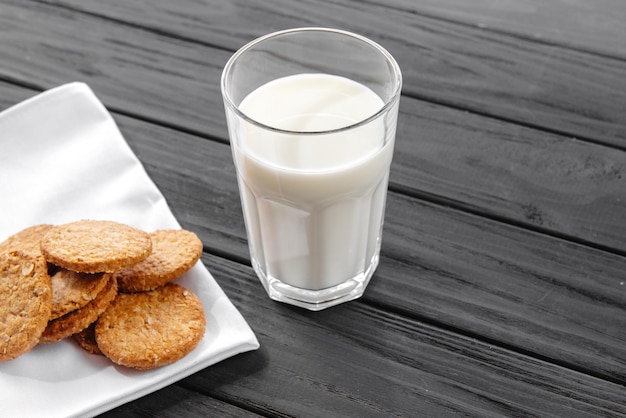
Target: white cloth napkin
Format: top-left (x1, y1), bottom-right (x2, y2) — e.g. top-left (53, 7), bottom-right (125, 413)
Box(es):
top-left (0, 83), bottom-right (259, 418)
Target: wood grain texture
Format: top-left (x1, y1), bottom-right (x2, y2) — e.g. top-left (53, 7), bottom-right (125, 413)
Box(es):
top-left (99, 384), bottom-right (264, 418)
top-left (373, 193), bottom-right (626, 383)
top-left (0, 0), bottom-right (229, 137)
top-left (392, 98), bottom-right (626, 253)
top-left (36, 0), bottom-right (626, 147)
top-left (370, 0), bottom-right (626, 59)
top-left (40, 0), bottom-right (626, 59)
top-left (174, 253), bottom-right (626, 417)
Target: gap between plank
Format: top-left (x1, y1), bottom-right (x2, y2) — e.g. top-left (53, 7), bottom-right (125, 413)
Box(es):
top-left (400, 90), bottom-right (626, 153)
top-left (388, 182), bottom-right (626, 260)
top-left (362, 297), bottom-right (626, 387)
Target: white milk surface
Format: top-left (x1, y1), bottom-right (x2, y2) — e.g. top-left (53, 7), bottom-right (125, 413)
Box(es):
top-left (235, 73), bottom-right (394, 290)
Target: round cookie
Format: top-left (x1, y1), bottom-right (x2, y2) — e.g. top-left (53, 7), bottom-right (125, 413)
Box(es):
top-left (115, 229), bottom-right (203, 293)
top-left (50, 269), bottom-right (111, 320)
top-left (0, 251), bottom-right (52, 361)
top-left (0, 224), bottom-right (53, 257)
top-left (95, 283), bottom-right (206, 370)
top-left (40, 275), bottom-right (118, 344)
top-left (41, 220), bottom-right (152, 273)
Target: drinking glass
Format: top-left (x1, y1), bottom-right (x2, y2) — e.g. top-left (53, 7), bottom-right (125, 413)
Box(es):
top-left (221, 27), bottom-right (402, 310)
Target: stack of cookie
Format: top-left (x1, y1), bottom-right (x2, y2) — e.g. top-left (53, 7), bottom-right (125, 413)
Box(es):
top-left (0, 220), bottom-right (206, 370)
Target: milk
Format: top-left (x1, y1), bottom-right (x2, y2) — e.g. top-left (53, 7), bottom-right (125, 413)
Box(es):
top-left (233, 73), bottom-right (396, 292)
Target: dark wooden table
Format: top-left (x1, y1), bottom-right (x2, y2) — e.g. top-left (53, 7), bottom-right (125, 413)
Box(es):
top-left (1, 0), bottom-right (625, 416)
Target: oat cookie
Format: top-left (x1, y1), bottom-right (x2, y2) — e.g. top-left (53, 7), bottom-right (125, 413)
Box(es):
top-left (40, 275), bottom-right (118, 344)
top-left (73, 323), bottom-right (102, 355)
top-left (41, 220), bottom-right (152, 273)
top-left (0, 224), bottom-right (53, 257)
top-left (50, 269), bottom-right (111, 320)
top-left (116, 229), bottom-right (203, 293)
top-left (95, 283), bottom-right (206, 370)
top-left (0, 251), bottom-right (52, 361)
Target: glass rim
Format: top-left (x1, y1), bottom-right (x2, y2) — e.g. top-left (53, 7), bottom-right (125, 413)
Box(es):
top-left (221, 27), bottom-right (402, 136)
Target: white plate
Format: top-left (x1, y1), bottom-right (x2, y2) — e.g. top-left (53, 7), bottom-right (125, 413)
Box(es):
top-left (0, 83), bottom-right (259, 418)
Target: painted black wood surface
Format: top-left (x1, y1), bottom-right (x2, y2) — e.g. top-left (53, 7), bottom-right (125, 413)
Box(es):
top-left (0, 0), bottom-right (624, 416)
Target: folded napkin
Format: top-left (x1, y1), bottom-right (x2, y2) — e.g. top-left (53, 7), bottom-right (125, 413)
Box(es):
top-left (0, 83), bottom-right (259, 418)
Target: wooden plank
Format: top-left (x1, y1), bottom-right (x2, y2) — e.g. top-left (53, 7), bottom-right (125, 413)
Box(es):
top-left (374, 0), bottom-right (626, 59)
top-left (2, 1), bottom-right (626, 257)
top-left (35, 0), bottom-right (626, 148)
top-left (1, 81), bottom-right (624, 383)
top-left (98, 383), bottom-right (264, 417)
top-left (373, 192), bottom-right (626, 383)
top-left (393, 98), bottom-right (626, 254)
top-left (0, 0), bottom-right (231, 138)
top-left (41, 0), bottom-right (626, 59)
top-left (178, 253), bottom-right (626, 417)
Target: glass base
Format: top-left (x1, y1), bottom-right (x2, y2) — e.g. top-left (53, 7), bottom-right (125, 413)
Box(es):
top-left (252, 255), bottom-right (379, 311)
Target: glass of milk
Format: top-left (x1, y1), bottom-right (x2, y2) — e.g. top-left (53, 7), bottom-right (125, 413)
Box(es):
top-left (221, 28), bottom-right (402, 310)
